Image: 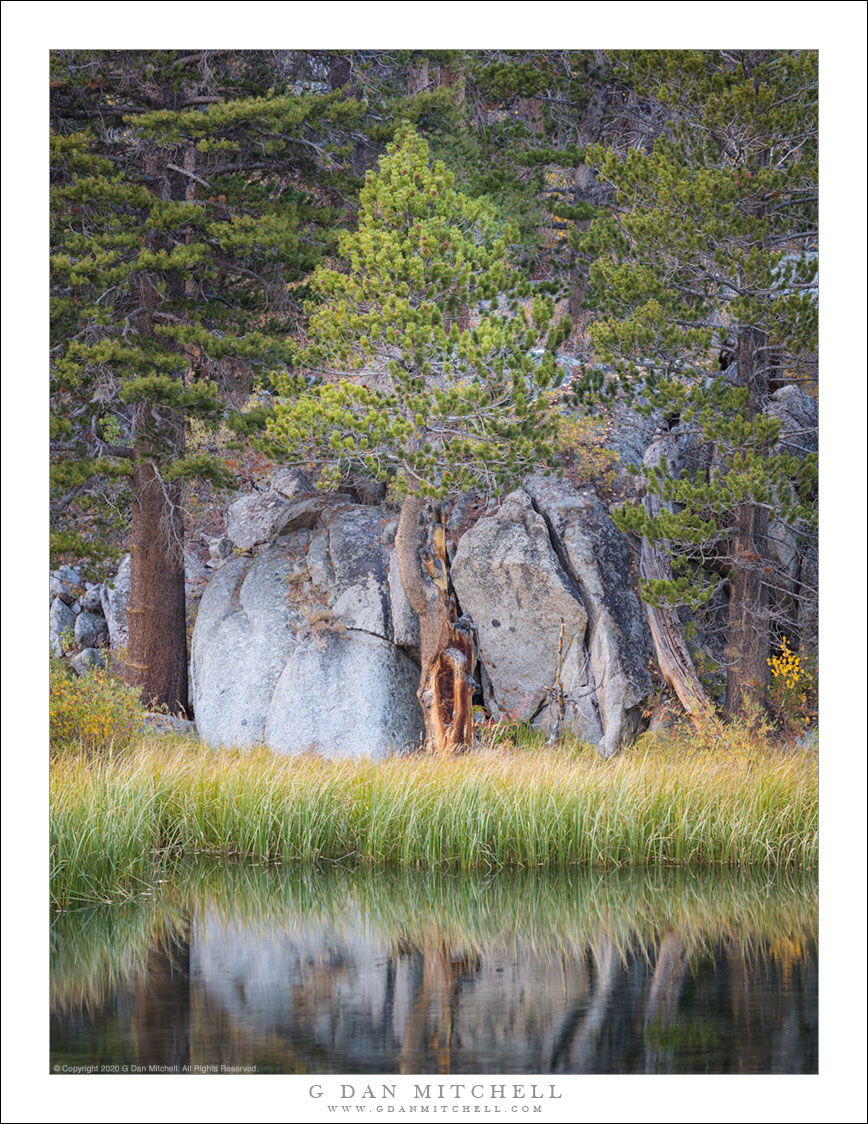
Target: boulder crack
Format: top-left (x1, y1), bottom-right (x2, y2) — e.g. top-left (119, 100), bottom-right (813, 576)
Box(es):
top-left (524, 488), bottom-right (603, 731)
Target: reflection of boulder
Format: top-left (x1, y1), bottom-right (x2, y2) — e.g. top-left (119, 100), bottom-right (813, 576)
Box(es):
top-left (49, 869), bottom-right (819, 1075)
top-left (191, 909), bottom-right (399, 1071)
top-left (185, 908), bottom-right (816, 1074)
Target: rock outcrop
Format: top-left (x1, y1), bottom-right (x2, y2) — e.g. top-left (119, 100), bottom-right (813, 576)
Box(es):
top-left (191, 466), bottom-right (653, 759)
top-left (191, 505), bottom-right (424, 758)
top-left (453, 479), bottom-right (652, 756)
top-left (49, 597), bottom-right (77, 657)
top-left (100, 555), bottom-right (132, 651)
top-left (525, 475), bottom-right (653, 754)
top-left (451, 491), bottom-right (593, 731)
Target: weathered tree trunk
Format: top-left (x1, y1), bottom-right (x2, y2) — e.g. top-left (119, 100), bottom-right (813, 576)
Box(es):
top-left (641, 434), bottom-right (714, 723)
top-left (127, 450), bottom-right (189, 715)
top-left (395, 494), bottom-right (477, 752)
top-left (640, 539), bottom-right (714, 723)
top-left (724, 326), bottom-right (771, 717)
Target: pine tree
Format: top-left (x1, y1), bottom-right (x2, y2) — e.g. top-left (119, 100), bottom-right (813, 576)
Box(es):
top-left (50, 49), bottom-right (372, 712)
top-left (266, 126), bottom-right (568, 750)
top-left (576, 50), bottom-right (818, 716)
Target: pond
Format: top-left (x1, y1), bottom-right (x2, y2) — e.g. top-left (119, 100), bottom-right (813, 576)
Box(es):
top-left (50, 862), bottom-right (817, 1075)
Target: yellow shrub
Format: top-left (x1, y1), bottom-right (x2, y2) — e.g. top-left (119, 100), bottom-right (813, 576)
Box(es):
top-left (767, 636), bottom-right (817, 737)
top-left (555, 413), bottom-right (619, 489)
top-left (50, 660), bottom-right (145, 755)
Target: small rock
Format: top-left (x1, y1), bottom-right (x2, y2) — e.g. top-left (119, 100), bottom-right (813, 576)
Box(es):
top-left (50, 598), bottom-right (77, 656)
top-left (208, 537), bottom-right (234, 565)
top-left (379, 519), bottom-right (398, 545)
top-left (81, 583), bottom-right (104, 613)
top-left (271, 467), bottom-right (313, 500)
top-left (49, 564), bottom-right (81, 606)
top-left (70, 648), bottom-right (106, 675)
top-left (281, 492), bottom-right (356, 533)
top-left (144, 712), bottom-right (197, 738)
top-left (74, 611), bottom-right (109, 649)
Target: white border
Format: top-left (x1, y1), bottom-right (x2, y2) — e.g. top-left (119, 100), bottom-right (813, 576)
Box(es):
top-left (2, 4), bottom-right (866, 1122)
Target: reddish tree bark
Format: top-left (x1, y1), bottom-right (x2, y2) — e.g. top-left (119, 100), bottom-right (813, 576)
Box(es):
top-left (126, 452), bottom-right (189, 715)
top-left (395, 495), bottom-right (477, 752)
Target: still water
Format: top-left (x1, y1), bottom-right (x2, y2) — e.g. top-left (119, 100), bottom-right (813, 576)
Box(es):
top-left (51, 863), bottom-right (817, 1074)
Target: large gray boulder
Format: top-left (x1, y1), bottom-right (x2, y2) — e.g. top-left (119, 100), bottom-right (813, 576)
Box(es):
top-left (191, 506), bottom-right (424, 758)
top-left (525, 476), bottom-right (652, 756)
top-left (264, 630), bottom-right (421, 759)
top-left (451, 491), bottom-right (595, 735)
top-left (452, 480), bottom-right (652, 756)
top-left (193, 477), bottom-right (652, 758)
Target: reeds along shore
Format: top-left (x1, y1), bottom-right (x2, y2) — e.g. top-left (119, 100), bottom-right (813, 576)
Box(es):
top-left (49, 725), bottom-right (818, 908)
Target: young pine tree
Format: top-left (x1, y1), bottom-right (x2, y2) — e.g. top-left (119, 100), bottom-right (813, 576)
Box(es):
top-left (577, 50), bottom-right (818, 717)
top-left (266, 126), bottom-right (568, 751)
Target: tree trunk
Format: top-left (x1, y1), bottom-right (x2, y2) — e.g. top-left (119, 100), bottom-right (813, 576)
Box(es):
top-left (641, 433), bottom-right (714, 723)
top-left (395, 494), bottom-right (477, 752)
top-left (724, 326), bottom-right (771, 717)
top-left (124, 137), bottom-right (190, 716)
top-left (640, 539), bottom-right (714, 722)
top-left (724, 499), bottom-right (770, 716)
top-left (127, 453), bottom-right (189, 715)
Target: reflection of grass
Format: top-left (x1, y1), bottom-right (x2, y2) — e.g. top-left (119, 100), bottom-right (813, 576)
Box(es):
top-left (51, 860), bottom-right (818, 1014)
top-left (643, 1016), bottom-right (722, 1051)
top-left (50, 894), bottom-right (184, 1015)
top-left (50, 736), bottom-right (818, 907)
top-left (180, 861), bottom-right (819, 960)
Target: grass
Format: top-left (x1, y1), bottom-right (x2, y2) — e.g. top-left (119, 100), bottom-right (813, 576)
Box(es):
top-left (50, 723), bottom-right (818, 908)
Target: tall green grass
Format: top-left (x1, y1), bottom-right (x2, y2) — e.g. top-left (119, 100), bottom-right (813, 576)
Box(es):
top-left (50, 731), bottom-right (818, 907)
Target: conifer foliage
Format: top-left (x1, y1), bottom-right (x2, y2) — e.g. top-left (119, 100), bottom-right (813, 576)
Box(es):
top-left (577, 50), bottom-right (818, 713)
top-left (268, 126), bottom-right (567, 749)
top-left (50, 50), bottom-right (369, 712)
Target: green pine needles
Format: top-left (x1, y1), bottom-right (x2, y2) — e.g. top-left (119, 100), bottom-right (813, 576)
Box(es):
top-left (578, 51), bottom-right (818, 629)
top-left (267, 126), bottom-right (568, 502)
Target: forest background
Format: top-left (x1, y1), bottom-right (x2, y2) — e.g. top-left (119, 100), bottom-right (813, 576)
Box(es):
top-left (3, 4), bottom-right (867, 1124)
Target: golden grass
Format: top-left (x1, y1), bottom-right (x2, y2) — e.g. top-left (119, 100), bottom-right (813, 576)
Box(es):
top-left (50, 725), bottom-right (818, 908)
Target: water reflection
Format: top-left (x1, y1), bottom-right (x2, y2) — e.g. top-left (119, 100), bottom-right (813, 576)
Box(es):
top-left (51, 864), bottom-right (817, 1074)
